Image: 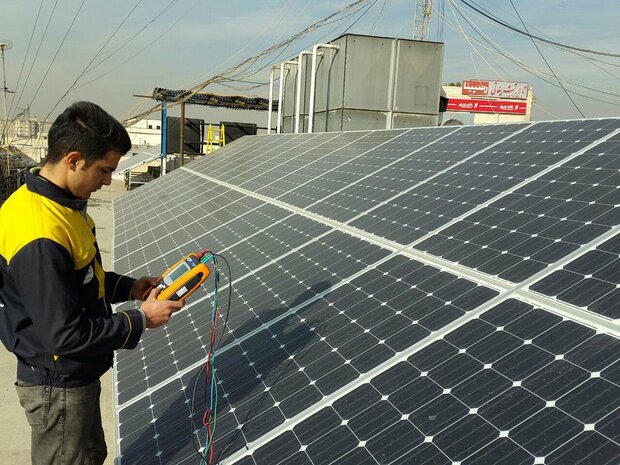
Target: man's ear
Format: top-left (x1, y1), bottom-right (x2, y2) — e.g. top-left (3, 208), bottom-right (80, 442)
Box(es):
top-left (65, 151), bottom-right (83, 171)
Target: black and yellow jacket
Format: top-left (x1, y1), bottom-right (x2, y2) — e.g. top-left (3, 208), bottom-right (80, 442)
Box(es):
top-left (0, 169), bottom-right (144, 387)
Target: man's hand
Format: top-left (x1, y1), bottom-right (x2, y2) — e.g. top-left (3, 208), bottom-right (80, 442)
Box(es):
top-left (131, 276), bottom-right (160, 301)
top-left (141, 287), bottom-right (185, 328)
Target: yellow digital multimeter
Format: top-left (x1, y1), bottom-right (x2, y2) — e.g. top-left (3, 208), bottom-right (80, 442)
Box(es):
top-left (148, 252), bottom-right (211, 302)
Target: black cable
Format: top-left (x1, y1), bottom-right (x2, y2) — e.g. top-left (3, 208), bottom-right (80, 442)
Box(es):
top-left (43, 0), bottom-right (182, 120)
top-left (228, 0), bottom-right (372, 75)
top-left (35, 0), bottom-right (87, 121)
top-left (219, 78), bottom-right (269, 86)
top-left (458, 0), bottom-right (620, 58)
top-left (44, 0), bottom-right (172, 121)
top-left (508, 0), bottom-right (585, 117)
top-left (121, 0), bottom-right (375, 125)
top-left (72, 0), bottom-right (202, 93)
top-left (7, 0), bottom-right (44, 118)
top-left (86, 0), bottom-right (177, 73)
top-left (204, 1), bottom-right (375, 95)
top-left (464, 0), bottom-right (620, 70)
top-left (447, 2), bottom-right (620, 107)
top-left (213, 253), bottom-right (232, 352)
top-left (370, 0), bottom-right (388, 35)
top-left (185, 0), bottom-right (375, 103)
top-left (9, 0), bottom-right (59, 119)
top-left (341, 0), bottom-right (379, 35)
top-left (454, 0), bottom-right (597, 115)
top-left (438, 0), bottom-right (446, 42)
top-left (74, 0), bottom-right (145, 77)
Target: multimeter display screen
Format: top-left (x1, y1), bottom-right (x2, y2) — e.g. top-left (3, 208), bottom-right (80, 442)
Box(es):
top-left (163, 262), bottom-right (191, 285)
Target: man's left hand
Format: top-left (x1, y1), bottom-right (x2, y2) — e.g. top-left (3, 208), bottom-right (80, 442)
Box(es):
top-left (131, 276), bottom-right (160, 301)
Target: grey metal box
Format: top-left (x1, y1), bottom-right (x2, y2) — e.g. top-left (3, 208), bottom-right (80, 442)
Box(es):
top-left (342, 35), bottom-right (395, 112)
top-left (392, 40), bottom-right (444, 114)
top-left (312, 111), bottom-right (328, 133)
top-left (283, 66), bottom-right (298, 117)
top-left (314, 46), bottom-right (343, 113)
top-left (391, 112), bottom-right (439, 128)
top-left (282, 116), bottom-right (294, 133)
top-left (281, 34), bottom-right (443, 133)
top-left (342, 109), bottom-right (388, 131)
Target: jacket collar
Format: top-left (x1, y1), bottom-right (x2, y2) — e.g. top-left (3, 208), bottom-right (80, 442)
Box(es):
top-left (25, 167), bottom-right (87, 211)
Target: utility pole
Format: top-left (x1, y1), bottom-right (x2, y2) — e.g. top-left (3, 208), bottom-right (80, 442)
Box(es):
top-left (26, 104), bottom-right (32, 145)
top-left (0, 40), bottom-right (12, 146)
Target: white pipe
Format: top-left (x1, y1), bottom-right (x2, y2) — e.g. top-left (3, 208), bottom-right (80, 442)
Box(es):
top-left (267, 65), bottom-right (278, 134)
top-left (307, 43), bottom-right (339, 134)
top-left (277, 60), bottom-right (297, 134)
top-left (277, 64), bottom-right (285, 134)
top-left (294, 51), bottom-right (312, 134)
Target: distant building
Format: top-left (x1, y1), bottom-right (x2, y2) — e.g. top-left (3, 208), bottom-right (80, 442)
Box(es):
top-left (0, 119), bottom-right (13, 141)
top-left (441, 81), bottom-right (534, 124)
top-left (126, 119), bottom-right (161, 148)
top-left (14, 118), bottom-right (42, 138)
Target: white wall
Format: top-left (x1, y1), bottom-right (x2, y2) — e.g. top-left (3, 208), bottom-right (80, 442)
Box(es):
top-left (126, 119), bottom-right (161, 148)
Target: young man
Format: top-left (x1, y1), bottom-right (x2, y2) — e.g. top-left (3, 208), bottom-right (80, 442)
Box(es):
top-left (0, 101), bottom-right (184, 465)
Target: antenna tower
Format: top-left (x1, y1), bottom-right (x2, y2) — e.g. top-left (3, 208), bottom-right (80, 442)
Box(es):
top-left (414, 0), bottom-right (433, 40)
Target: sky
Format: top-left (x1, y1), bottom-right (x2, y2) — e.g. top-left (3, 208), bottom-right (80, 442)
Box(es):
top-left (0, 0), bottom-right (618, 126)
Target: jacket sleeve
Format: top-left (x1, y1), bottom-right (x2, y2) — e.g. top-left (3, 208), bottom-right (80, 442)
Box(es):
top-left (9, 238), bottom-right (144, 356)
top-left (105, 271), bottom-right (136, 303)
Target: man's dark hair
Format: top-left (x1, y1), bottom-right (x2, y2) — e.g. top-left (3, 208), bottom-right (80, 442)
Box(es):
top-left (45, 101), bottom-right (131, 165)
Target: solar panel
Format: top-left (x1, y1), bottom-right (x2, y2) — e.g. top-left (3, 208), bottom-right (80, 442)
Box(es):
top-left (352, 118), bottom-right (619, 246)
top-left (115, 146), bottom-right (162, 175)
top-left (112, 118), bottom-right (620, 465)
top-left (241, 298), bottom-right (619, 465)
top-left (414, 124), bottom-right (620, 283)
top-left (247, 131), bottom-right (402, 202)
top-left (531, 233), bottom-right (620, 319)
top-left (191, 132), bottom-right (327, 182)
top-left (306, 124), bottom-right (525, 223)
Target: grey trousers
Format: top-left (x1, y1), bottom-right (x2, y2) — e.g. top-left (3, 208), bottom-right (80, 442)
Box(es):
top-left (15, 380), bottom-right (107, 465)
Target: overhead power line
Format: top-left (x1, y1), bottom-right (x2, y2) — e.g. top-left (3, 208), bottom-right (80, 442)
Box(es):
top-left (454, 1), bottom-right (620, 102)
top-left (8, 0), bottom-right (44, 118)
top-left (215, 0), bottom-right (377, 86)
top-left (71, 0), bottom-right (202, 93)
top-left (9, 0), bottom-right (59, 119)
top-left (444, 1), bottom-right (558, 117)
top-left (31, 0), bottom-right (87, 120)
top-left (508, 0), bottom-right (584, 117)
top-left (457, 0), bottom-right (620, 58)
top-left (183, 0), bottom-right (374, 97)
top-left (78, 0), bottom-right (145, 76)
top-left (444, 0), bottom-right (620, 109)
top-left (121, 0), bottom-right (376, 126)
top-left (85, 0), bottom-right (177, 74)
top-left (370, 0), bottom-right (389, 35)
top-left (44, 0), bottom-right (179, 121)
top-left (464, 0), bottom-right (620, 71)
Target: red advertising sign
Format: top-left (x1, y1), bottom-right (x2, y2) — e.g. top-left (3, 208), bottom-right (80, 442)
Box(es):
top-left (462, 80), bottom-right (489, 96)
top-left (447, 98), bottom-right (527, 115)
top-left (462, 80), bottom-right (529, 100)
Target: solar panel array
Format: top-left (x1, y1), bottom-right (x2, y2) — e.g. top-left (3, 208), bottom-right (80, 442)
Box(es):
top-left (115, 145), bottom-right (162, 175)
top-left (112, 118), bottom-right (620, 465)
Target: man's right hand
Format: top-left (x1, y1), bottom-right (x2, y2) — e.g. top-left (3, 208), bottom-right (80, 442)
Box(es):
top-left (140, 287), bottom-right (185, 328)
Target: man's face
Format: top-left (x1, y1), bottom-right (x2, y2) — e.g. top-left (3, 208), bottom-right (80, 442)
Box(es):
top-left (69, 150), bottom-right (122, 199)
